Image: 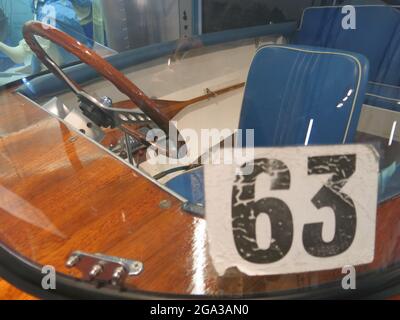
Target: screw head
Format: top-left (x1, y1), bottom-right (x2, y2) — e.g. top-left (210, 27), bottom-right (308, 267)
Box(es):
top-left (159, 200), bottom-right (172, 209)
top-left (66, 255), bottom-right (79, 268)
top-left (130, 262), bottom-right (143, 275)
top-left (89, 264), bottom-right (103, 279)
top-left (100, 96), bottom-right (113, 108)
top-left (111, 266), bottom-right (126, 286)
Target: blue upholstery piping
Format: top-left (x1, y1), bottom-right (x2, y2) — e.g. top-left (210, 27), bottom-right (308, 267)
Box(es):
top-left (366, 82), bottom-right (400, 111)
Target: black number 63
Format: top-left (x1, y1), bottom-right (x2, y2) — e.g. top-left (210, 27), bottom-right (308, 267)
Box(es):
top-left (232, 155), bottom-right (357, 264)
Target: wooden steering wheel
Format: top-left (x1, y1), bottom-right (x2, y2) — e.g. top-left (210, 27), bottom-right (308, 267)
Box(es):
top-left (23, 21), bottom-right (245, 160)
top-left (23, 21), bottom-right (171, 133)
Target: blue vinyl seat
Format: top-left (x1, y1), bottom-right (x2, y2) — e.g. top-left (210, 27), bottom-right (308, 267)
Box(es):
top-left (292, 5), bottom-right (400, 110)
top-left (166, 45), bottom-right (369, 205)
top-left (366, 82), bottom-right (400, 111)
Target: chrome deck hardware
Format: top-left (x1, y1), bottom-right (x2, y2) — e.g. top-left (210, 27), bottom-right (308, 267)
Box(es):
top-left (66, 251), bottom-right (143, 286)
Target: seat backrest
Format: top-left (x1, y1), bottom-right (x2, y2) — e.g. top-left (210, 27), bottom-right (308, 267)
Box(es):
top-left (239, 45), bottom-right (369, 147)
top-left (292, 5), bottom-right (400, 85)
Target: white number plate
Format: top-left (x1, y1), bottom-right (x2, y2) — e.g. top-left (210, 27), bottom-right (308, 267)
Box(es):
top-left (205, 145), bottom-right (379, 276)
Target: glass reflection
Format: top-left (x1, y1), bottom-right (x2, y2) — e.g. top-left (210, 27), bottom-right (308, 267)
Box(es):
top-left (0, 185), bottom-right (65, 238)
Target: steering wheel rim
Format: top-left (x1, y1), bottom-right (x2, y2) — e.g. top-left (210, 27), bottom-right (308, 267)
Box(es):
top-left (23, 21), bottom-right (171, 134)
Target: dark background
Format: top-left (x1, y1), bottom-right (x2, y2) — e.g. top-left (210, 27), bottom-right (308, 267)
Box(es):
top-left (201, 0), bottom-right (397, 33)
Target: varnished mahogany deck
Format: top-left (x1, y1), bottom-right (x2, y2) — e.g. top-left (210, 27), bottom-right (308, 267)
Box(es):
top-left (1, 87), bottom-right (400, 299)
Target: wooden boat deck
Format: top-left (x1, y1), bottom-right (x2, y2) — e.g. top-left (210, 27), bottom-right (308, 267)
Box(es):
top-left (1, 87), bottom-right (400, 299)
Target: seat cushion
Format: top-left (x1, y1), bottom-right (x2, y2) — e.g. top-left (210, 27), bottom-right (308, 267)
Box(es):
top-left (292, 6), bottom-right (400, 86)
top-left (239, 45), bottom-right (369, 147)
top-left (366, 82), bottom-right (400, 111)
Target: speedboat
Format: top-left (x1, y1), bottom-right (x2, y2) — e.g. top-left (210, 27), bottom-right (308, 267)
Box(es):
top-left (0, 3), bottom-right (400, 299)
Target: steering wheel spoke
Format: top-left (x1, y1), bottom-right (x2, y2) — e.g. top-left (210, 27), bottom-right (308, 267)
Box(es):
top-left (23, 21), bottom-right (172, 134)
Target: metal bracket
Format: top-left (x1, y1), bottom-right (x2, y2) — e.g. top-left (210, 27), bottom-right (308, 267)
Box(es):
top-left (65, 251), bottom-right (143, 286)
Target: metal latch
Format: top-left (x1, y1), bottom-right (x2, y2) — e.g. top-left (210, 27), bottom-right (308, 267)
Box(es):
top-left (66, 251), bottom-right (143, 286)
